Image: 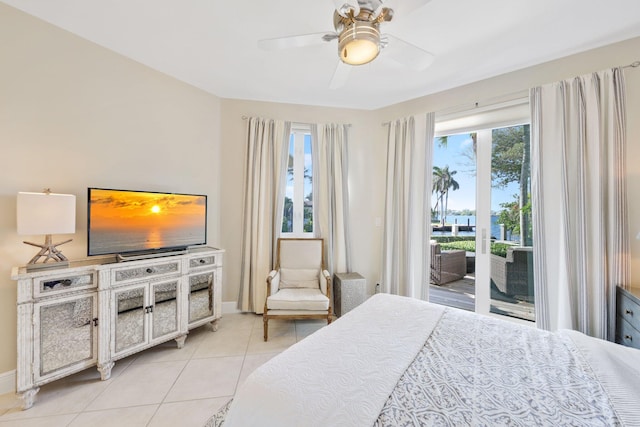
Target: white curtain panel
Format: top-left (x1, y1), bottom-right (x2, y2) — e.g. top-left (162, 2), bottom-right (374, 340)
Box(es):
top-left (381, 113), bottom-right (435, 298)
top-left (238, 117), bottom-right (291, 313)
top-left (530, 68), bottom-right (629, 339)
top-left (311, 123), bottom-right (351, 274)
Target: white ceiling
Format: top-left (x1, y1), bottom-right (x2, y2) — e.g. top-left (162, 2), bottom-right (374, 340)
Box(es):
top-left (3, 0), bottom-right (640, 110)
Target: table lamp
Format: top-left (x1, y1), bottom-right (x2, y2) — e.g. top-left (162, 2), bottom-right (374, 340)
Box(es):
top-left (17, 189), bottom-right (76, 270)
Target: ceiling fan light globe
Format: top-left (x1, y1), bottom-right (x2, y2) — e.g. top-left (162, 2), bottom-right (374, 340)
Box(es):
top-left (340, 39), bottom-right (379, 65)
top-left (338, 21), bottom-right (380, 65)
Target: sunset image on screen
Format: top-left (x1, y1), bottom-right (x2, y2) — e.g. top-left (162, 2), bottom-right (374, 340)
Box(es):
top-left (88, 189), bottom-right (207, 255)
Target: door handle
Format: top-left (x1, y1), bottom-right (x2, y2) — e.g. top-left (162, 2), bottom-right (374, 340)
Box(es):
top-left (482, 228), bottom-right (487, 254)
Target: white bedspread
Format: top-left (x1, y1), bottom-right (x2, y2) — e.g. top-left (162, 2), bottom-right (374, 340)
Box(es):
top-left (224, 294), bottom-right (445, 427)
top-left (223, 294), bottom-right (640, 427)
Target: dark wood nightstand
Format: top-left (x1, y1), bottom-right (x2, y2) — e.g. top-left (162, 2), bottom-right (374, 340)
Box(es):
top-left (616, 286), bottom-right (640, 349)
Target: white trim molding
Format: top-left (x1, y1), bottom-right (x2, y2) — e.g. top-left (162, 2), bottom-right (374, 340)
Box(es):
top-left (0, 369), bottom-right (15, 394)
top-left (223, 301), bottom-right (241, 314)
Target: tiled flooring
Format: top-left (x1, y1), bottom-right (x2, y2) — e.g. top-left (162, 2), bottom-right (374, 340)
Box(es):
top-left (0, 314), bottom-right (325, 427)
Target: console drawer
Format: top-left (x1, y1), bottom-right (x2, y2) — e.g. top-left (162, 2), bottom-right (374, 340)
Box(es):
top-left (113, 261), bottom-right (180, 284)
top-left (189, 255), bottom-right (217, 269)
top-left (34, 272), bottom-right (96, 298)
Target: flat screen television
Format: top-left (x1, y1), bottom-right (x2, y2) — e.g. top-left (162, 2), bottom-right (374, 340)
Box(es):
top-left (87, 188), bottom-right (207, 257)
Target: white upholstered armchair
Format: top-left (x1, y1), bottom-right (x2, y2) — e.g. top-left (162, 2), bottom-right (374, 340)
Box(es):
top-left (263, 238), bottom-right (332, 341)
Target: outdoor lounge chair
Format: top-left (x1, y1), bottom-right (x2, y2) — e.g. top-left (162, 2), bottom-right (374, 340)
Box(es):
top-left (430, 242), bottom-right (467, 285)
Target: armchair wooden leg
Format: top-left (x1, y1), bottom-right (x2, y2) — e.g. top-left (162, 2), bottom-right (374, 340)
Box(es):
top-left (263, 316), bottom-right (268, 341)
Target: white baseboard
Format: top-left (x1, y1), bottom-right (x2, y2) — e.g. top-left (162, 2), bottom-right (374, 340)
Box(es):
top-left (223, 301), bottom-right (241, 314)
top-left (0, 370), bottom-right (15, 395)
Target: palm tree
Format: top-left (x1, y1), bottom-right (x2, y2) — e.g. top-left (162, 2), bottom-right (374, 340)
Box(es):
top-left (432, 166), bottom-right (445, 219)
top-left (287, 153), bottom-right (312, 183)
top-left (443, 168), bottom-right (460, 221)
top-left (432, 165), bottom-right (460, 224)
top-left (436, 136), bottom-right (449, 148)
top-left (439, 134), bottom-right (478, 176)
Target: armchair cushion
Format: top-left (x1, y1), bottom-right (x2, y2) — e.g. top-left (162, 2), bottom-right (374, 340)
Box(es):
top-left (280, 268), bottom-right (320, 289)
top-left (267, 288), bottom-right (330, 311)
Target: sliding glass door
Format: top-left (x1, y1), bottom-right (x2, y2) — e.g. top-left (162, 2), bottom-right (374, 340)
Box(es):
top-left (487, 125), bottom-right (534, 321)
top-left (429, 132), bottom-right (477, 312)
top-left (429, 124), bottom-right (534, 323)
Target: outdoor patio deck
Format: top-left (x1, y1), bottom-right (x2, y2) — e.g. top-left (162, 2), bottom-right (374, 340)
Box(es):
top-left (429, 275), bottom-right (535, 322)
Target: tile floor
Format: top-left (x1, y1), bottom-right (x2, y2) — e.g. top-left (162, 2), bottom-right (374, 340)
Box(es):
top-left (0, 314), bottom-right (326, 427)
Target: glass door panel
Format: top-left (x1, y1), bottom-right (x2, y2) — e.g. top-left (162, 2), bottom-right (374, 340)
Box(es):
top-left (488, 124), bottom-right (535, 321)
top-left (37, 295), bottom-right (96, 377)
top-left (429, 132), bottom-right (477, 312)
top-left (151, 280), bottom-right (178, 340)
top-left (114, 286), bottom-right (146, 353)
top-left (189, 272), bottom-right (213, 323)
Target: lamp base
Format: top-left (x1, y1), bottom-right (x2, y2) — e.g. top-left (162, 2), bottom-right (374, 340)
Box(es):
top-left (23, 235), bottom-right (72, 270)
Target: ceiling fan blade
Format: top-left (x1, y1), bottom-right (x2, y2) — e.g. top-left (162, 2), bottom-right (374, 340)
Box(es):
top-left (382, 34), bottom-right (434, 70)
top-left (333, 0), bottom-right (360, 17)
top-left (329, 61), bottom-right (351, 90)
top-left (258, 32), bottom-right (336, 50)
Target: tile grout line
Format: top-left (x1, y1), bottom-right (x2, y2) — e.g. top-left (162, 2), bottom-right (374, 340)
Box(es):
top-left (145, 326), bottom-right (212, 426)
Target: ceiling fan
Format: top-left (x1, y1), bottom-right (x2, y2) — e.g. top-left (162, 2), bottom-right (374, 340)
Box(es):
top-left (257, 0), bottom-right (435, 89)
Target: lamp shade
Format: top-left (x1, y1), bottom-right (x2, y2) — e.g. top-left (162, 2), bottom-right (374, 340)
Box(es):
top-left (17, 192), bottom-right (76, 235)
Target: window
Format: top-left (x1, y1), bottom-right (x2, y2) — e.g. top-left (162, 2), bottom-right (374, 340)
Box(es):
top-left (281, 128), bottom-right (313, 236)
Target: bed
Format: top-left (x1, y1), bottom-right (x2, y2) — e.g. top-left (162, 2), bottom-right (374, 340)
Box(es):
top-left (220, 293), bottom-right (640, 426)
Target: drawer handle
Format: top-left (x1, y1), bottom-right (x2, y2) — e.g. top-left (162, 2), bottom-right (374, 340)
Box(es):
top-left (624, 334), bottom-right (633, 342)
top-left (61, 279), bottom-right (72, 287)
top-left (199, 259), bottom-right (206, 264)
top-left (625, 309), bottom-right (634, 316)
top-left (146, 268), bottom-right (154, 274)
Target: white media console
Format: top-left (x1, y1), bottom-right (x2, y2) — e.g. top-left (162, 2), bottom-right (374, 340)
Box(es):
top-left (11, 246), bottom-right (224, 409)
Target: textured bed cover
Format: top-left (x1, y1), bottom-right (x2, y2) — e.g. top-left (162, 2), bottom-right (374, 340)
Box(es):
top-left (224, 294), bottom-right (640, 426)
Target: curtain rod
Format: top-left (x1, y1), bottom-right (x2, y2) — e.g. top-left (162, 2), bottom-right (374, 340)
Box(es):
top-left (241, 116), bottom-right (351, 127)
top-left (623, 60), bottom-right (640, 69)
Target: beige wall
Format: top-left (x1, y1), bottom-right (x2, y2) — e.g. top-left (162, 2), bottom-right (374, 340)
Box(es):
top-left (2, 1), bottom-right (640, 380)
top-left (0, 4), bottom-right (222, 374)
